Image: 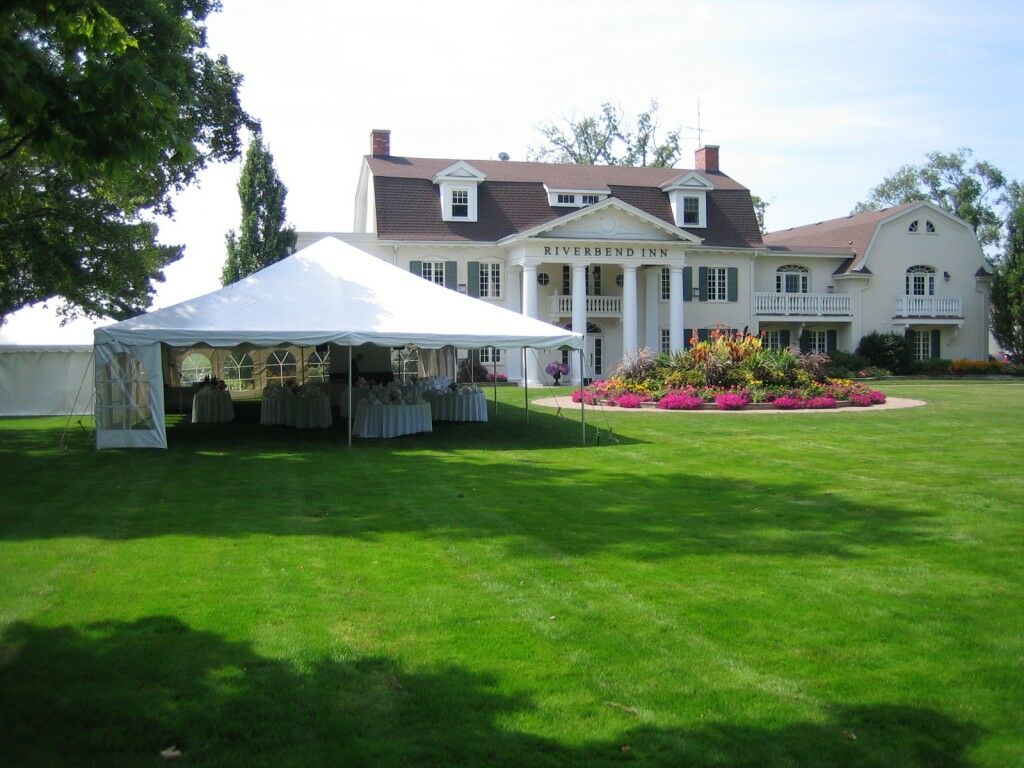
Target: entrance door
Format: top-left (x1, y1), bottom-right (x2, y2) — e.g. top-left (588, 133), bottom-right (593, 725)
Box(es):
top-left (588, 334), bottom-right (603, 377)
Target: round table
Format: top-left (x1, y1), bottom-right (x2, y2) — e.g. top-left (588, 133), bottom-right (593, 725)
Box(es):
top-left (192, 388), bottom-right (234, 423)
top-left (353, 400), bottom-right (432, 438)
top-left (260, 390), bottom-right (288, 425)
top-left (423, 390), bottom-right (488, 422)
top-left (285, 392), bottom-right (332, 429)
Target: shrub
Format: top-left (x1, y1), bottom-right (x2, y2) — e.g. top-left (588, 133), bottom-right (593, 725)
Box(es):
top-left (909, 358), bottom-right (953, 375)
top-left (615, 392), bottom-right (644, 409)
top-left (714, 392), bottom-right (749, 410)
top-left (849, 393), bottom-right (873, 407)
top-left (805, 395), bottom-right (838, 409)
top-left (658, 392), bottom-right (703, 410)
top-left (615, 347), bottom-right (659, 381)
top-left (773, 396), bottom-right (805, 410)
top-left (950, 359), bottom-right (1007, 375)
top-left (457, 357), bottom-right (491, 383)
top-left (857, 331), bottom-right (912, 373)
top-left (828, 350), bottom-right (869, 377)
top-left (485, 373), bottom-right (508, 382)
top-left (868, 390), bottom-right (887, 404)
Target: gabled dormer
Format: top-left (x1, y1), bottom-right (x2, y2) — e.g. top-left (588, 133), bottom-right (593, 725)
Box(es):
top-left (432, 161), bottom-right (486, 222)
top-left (660, 171), bottom-right (714, 229)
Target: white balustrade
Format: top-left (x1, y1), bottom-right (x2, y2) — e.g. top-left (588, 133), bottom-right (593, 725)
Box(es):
top-left (754, 292), bottom-right (851, 316)
top-left (548, 295), bottom-right (622, 317)
top-left (894, 296), bottom-right (962, 317)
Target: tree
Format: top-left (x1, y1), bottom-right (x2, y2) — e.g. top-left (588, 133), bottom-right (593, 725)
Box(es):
top-left (990, 182), bottom-right (1024, 362)
top-left (0, 0), bottom-right (253, 322)
top-left (527, 101), bottom-right (682, 167)
top-left (222, 135), bottom-right (297, 284)
top-left (852, 148), bottom-right (1007, 249)
top-left (751, 195), bottom-right (770, 235)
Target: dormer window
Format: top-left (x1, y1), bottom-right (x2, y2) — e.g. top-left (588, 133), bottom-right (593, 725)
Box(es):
top-left (581, 194), bottom-right (601, 205)
top-left (547, 188), bottom-right (607, 207)
top-left (682, 196), bottom-right (700, 225)
top-left (451, 189), bottom-right (469, 218)
top-left (557, 193), bottom-right (576, 205)
top-left (660, 171), bottom-right (713, 229)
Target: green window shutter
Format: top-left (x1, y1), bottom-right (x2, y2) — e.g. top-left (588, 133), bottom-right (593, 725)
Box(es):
top-left (727, 267), bottom-right (739, 302)
top-left (697, 328), bottom-right (710, 343)
top-left (826, 330), bottom-right (838, 353)
top-left (444, 261), bottom-right (458, 291)
top-left (683, 328), bottom-right (692, 349)
top-left (698, 267), bottom-right (708, 302)
top-left (467, 261), bottom-right (480, 298)
top-left (683, 267), bottom-right (692, 302)
top-left (409, 260), bottom-right (422, 277)
top-left (930, 329), bottom-right (941, 359)
top-left (799, 330), bottom-right (811, 353)
top-left (779, 330), bottom-right (791, 348)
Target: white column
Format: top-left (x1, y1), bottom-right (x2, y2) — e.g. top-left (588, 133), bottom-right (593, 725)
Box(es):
top-left (622, 265), bottom-right (638, 354)
top-left (571, 264), bottom-right (587, 384)
top-left (506, 266), bottom-right (523, 382)
top-left (669, 266), bottom-right (685, 352)
top-left (645, 266), bottom-right (660, 350)
top-left (522, 264), bottom-right (541, 385)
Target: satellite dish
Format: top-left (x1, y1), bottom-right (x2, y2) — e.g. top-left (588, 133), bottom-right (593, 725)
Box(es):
top-left (498, 152), bottom-right (510, 161)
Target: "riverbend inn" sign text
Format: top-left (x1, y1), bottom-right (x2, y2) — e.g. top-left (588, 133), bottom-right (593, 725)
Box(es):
top-left (541, 245), bottom-right (670, 259)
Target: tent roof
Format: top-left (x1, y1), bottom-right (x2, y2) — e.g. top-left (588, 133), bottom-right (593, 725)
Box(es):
top-left (95, 237), bottom-right (582, 350)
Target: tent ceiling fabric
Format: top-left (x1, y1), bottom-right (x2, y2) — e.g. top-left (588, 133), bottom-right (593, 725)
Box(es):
top-left (95, 237), bottom-right (582, 351)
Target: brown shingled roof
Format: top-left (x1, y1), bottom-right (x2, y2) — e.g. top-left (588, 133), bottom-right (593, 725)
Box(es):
top-left (764, 203), bottom-right (918, 271)
top-left (368, 155), bottom-right (763, 247)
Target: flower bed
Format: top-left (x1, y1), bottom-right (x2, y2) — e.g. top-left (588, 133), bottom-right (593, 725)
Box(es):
top-left (570, 331), bottom-right (890, 412)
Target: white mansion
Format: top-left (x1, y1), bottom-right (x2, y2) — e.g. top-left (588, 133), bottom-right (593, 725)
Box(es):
top-left (296, 129), bottom-right (992, 385)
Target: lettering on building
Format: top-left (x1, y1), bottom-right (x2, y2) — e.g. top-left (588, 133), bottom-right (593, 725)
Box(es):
top-left (542, 246), bottom-right (669, 259)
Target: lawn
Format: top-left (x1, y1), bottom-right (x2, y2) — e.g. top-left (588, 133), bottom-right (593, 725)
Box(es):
top-left (0, 380), bottom-right (1021, 767)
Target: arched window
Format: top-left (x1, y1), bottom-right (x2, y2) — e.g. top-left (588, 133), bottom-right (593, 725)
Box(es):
top-left (908, 220), bottom-right (919, 233)
top-left (925, 220), bottom-right (936, 233)
top-left (775, 265), bottom-right (809, 294)
top-left (305, 346), bottom-right (331, 382)
top-left (266, 349), bottom-right (297, 385)
top-left (223, 351), bottom-right (255, 390)
top-left (906, 265), bottom-right (936, 296)
top-left (180, 352), bottom-right (213, 384)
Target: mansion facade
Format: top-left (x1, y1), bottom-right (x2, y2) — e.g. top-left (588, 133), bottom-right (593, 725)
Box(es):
top-left (296, 129), bottom-right (992, 385)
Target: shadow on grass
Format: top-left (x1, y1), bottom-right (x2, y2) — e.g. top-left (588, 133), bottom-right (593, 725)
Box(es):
top-left (0, 617), bottom-right (980, 768)
top-left (0, 402), bottom-right (943, 559)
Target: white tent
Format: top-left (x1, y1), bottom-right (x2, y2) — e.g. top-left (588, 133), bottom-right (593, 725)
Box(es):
top-left (94, 237), bottom-right (582, 449)
top-left (0, 303), bottom-right (111, 417)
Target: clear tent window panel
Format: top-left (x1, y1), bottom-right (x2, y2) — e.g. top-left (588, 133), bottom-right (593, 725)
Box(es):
top-left (95, 352), bottom-right (155, 431)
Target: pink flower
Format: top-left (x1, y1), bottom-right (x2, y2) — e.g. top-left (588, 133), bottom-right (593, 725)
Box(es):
top-left (615, 393), bottom-right (644, 409)
top-left (850, 393), bottom-right (872, 407)
top-left (868, 390), bottom-right (887, 404)
top-left (805, 396), bottom-right (838, 409)
top-left (715, 392), bottom-right (749, 410)
top-left (658, 392), bottom-right (704, 410)
top-left (772, 396), bottom-right (805, 410)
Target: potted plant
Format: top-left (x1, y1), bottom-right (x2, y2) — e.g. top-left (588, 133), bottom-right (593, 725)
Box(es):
top-left (545, 361), bottom-right (570, 385)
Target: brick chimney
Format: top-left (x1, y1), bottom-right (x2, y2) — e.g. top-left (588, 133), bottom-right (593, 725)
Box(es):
top-left (370, 129), bottom-right (391, 157)
top-left (695, 144), bottom-right (719, 172)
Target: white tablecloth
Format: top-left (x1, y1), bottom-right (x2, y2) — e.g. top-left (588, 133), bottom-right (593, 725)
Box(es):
top-left (424, 391), bottom-right (488, 422)
top-left (192, 389), bottom-right (234, 423)
top-left (285, 393), bottom-right (332, 429)
top-left (353, 400), bottom-right (432, 438)
top-left (260, 390), bottom-right (288, 425)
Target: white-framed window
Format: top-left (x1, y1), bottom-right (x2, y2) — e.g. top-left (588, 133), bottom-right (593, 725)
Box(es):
top-left (682, 196), bottom-right (700, 225)
top-left (776, 265), bottom-right (809, 294)
top-left (223, 351), bottom-right (255, 390)
top-left (592, 266), bottom-right (602, 296)
top-left (906, 265), bottom-right (936, 296)
top-left (478, 262), bottom-right (502, 298)
top-left (660, 267), bottom-right (670, 301)
top-left (479, 347), bottom-right (503, 364)
top-left (581, 194), bottom-right (601, 205)
top-left (913, 330), bottom-right (932, 361)
top-left (422, 261), bottom-right (446, 286)
top-left (707, 266), bottom-right (728, 302)
top-left (180, 351), bottom-right (213, 384)
top-left (450, 189), bottom-right (469, 218)
top-left (926, 220), bottom-right (936, 233)
top-left (305, 346), bottom-right (331, 382)
top-left (764, 330), bottom-right (782, 351)
top-left (538, 272), bottom-right (550, 286)
top-left (908, 220), bottom-right (919, 233)
top-left (807, 330), bottom-right (828, 354)
top-left (556, 193), bottom-right (576, 205)
top-left (266, 349), bottom-right (297, 384)
top-left (660, 328), bottom-right (671, 355)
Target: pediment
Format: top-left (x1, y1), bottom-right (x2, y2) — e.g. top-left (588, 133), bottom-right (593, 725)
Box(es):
top-left (516, 198), bottom-right (701, 243)
top-left (432, 160), bottom-right (486, 183)
top-left (660, 171), bottom-right (714, 191)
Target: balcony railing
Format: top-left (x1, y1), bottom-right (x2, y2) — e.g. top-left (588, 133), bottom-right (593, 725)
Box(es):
top-left (548, 295), bottom-right (622, 317)
top-left (754, 292), bottom-right (851, 316)
top-left (894, 296), bottom-right (962, 318)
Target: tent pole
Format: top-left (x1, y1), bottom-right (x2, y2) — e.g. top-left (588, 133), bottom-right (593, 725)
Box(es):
top-left (580, 348), bottom-right (586, 446)
top-left (347, 346), bottom-right (352, 448)
top-left (492, 354), bottom-right (497, 414)
top-left (523, 348), bottom-right (529, 424)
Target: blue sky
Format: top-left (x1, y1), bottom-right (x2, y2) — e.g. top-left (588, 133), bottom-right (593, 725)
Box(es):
top-left (15, 0), bottom-right (1024, 330)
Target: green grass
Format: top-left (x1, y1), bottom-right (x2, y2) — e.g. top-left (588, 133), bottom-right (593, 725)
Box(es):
top-left (0, 381), bottom-right (1022, 767)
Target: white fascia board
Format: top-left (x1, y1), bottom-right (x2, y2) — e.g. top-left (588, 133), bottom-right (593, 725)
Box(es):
top-left (660, 171), bottom-right (714, 191)
top-left (543, 184), bottom-right (610, 195)
top-left (431, 160), bottom-right (487, 184)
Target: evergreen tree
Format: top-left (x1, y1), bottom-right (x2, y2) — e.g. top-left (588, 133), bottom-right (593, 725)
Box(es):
top-left (990, 182), bottom-right (1024, 362)
top-left (222, 135), bottom-right (297, 284)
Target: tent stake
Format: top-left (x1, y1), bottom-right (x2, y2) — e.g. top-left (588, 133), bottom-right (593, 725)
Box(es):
top-left (347, 345), bottom-right (352, 448)
top-left (580, 348), bottom-right (586, 446)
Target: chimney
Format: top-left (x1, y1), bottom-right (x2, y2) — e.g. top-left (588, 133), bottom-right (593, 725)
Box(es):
top-left (695, 144), bottom-right (719, 172)
top-left (370, 129), bottom-right (391, 157)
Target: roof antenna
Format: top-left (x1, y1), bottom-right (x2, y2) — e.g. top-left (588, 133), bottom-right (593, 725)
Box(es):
top-left (498, 152), bottom-right (510, 162)
top-left (682, 98), bottom-right (712, 148)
